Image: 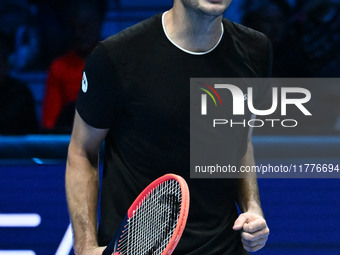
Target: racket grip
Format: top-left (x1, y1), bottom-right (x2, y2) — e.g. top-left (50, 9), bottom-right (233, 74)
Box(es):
top-left (102, 215), bottom-right (128, 255)
top-left (102, 239), bottom-right (116, 255)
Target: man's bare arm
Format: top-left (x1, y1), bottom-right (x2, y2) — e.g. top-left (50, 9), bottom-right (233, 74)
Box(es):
top-left (233, 140), bottom-right (270, 252)
top-left (237, 141), bottom-right (263, 216)
top-left (65, 111), bottom-right (108, 255)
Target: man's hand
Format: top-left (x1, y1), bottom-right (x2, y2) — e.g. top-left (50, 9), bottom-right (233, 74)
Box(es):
top-left (233, 212), bottom-right (269, 252)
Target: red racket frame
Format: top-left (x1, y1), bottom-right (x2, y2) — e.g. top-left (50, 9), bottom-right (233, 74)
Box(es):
top-left (112, 173), bottom-right (190, 255)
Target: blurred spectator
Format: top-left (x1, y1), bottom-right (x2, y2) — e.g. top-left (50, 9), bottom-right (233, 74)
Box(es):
top-left (243, 0), bottom-right (291, 45)
top-left (293, 0), bottom-right (340, 77)
top-left (0, 0), bottom-right (40, 71)
top-left (243, 0), bottom-right (340, 134)
top-left (242, 0), bottom-right (309, 77)
top-left (0, 34), bottom-right (38, 134)
top-left (0, 0), bottom-right (29, 51)
top-left (29, 0), bottom-right (108, 70)
top-left (42, 1), bottom-right (105, 132)
top-left (293, 0), bottom-right (340, 132)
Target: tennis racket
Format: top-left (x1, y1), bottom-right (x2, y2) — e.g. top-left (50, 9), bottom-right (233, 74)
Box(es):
top-left (102, 173), bottom-right (190, 255)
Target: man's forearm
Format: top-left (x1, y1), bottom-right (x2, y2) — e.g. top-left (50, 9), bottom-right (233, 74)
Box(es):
top-left (233, 141), bottom-right (269, 252)
top-left (238, 176), bottom-right (263, 216)
top-left (237, 141), bottom-right (263, 215)
top-left (65, 152), bottom-right (100, 254)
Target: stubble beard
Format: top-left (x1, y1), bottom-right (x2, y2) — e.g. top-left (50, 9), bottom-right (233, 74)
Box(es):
top-left (181, 0), bottom-right (232, 19)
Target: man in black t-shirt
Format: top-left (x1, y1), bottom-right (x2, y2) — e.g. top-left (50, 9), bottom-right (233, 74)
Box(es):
top-left (66, 1), bottom-right (271, 254)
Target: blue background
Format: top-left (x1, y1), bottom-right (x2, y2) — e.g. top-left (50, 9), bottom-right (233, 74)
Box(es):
top-left (1, 135), bottom-right (339, 254)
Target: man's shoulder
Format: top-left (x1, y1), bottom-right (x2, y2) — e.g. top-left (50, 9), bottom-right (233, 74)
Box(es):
top-left (223, 18), bottom-right (270, 45)
top-left (222, 19), bottom-right (272, 77)
top-left (101, 14), bottom-right (162, 52)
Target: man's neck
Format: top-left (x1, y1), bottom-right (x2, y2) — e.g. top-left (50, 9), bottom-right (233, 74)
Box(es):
top-left (163, 5), bottom-right (223, 53)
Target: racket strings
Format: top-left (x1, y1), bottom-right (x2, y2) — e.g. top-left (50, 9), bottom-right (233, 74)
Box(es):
top-left (116, 180), bottom-right (182, 255)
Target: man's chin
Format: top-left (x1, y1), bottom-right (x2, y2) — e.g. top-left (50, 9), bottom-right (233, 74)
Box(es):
top-left (199, 7), bottom-right (226, 17)
top-left (197, 2), bottom-right (229, 17)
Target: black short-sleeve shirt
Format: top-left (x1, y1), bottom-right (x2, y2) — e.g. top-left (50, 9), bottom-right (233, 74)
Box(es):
top-left (77, 13), bottom-right (272, 255)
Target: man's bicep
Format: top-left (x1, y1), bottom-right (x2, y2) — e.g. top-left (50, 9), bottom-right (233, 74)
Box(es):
top-left (68, 110), bottom-right (108, 162)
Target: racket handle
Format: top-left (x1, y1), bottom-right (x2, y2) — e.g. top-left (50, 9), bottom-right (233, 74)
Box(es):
top-left (102, 215), bottom-right (128, 255)
top-left (102, 239), bottom-right (116, 255)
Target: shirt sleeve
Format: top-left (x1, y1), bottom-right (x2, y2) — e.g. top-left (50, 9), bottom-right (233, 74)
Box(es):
top-left (76, 42), bottom-right (122, 129)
